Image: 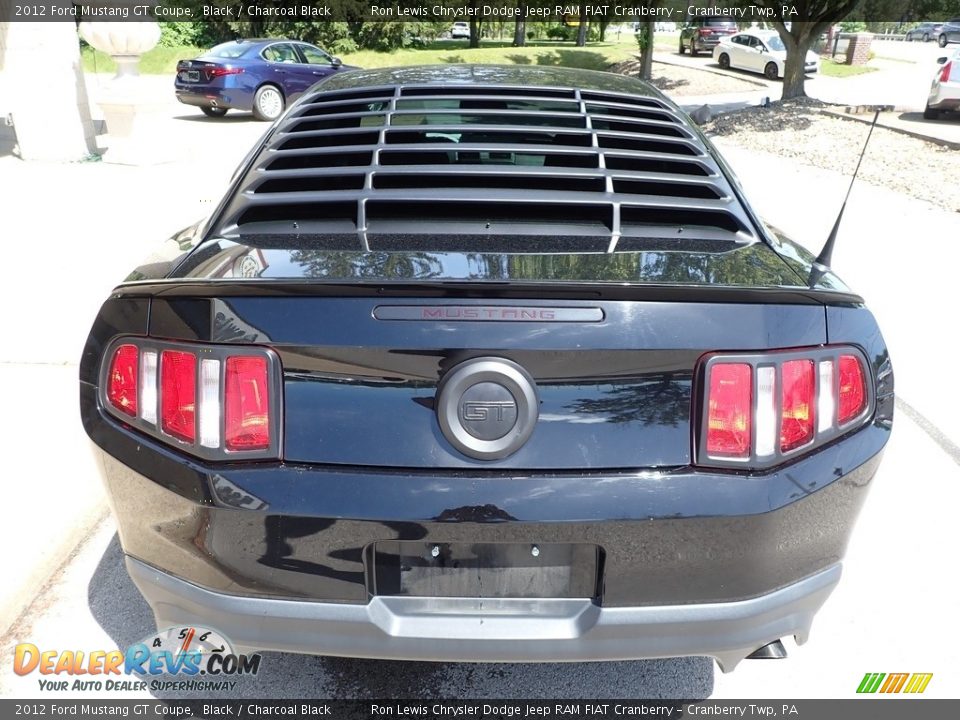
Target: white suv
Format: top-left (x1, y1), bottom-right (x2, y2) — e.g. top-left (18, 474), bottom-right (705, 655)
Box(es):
top-left (451, 22), bottom-right (470, 40)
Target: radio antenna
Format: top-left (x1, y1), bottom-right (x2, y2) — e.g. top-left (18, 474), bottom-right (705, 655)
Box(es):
top-left (809, 109), bottom-right (880, 286)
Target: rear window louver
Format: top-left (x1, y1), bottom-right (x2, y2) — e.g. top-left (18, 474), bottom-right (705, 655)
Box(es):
top-left (220, 84), bottom-right (757, 251)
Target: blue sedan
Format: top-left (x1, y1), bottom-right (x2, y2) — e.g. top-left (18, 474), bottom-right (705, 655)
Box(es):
top-left (174, 39), bottom-right (358, 121)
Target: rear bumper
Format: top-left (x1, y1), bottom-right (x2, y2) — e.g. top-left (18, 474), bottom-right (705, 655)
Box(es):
top-left (127, 556), bottom-right (841, 671)
top-left (174, 86), bottom-right (252, 112)
top-left (929, 83), bottom-right (960, 110)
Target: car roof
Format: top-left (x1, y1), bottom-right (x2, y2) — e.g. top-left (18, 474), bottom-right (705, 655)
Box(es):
top-left (313, 64), bottom-right (666, 97)
top-left (223, 38), bottom-right (302, 48)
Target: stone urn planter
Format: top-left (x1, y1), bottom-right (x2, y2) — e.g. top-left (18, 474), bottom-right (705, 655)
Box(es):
top-left (78, 20), bottom-right (161, 79)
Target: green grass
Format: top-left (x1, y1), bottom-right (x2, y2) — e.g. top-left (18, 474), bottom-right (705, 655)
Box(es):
top-left (82, 45), bottom-right (205, 74)
top-left (819, 58), bottom-right (878, 77)
top-left (82, 37), bottom-right (644, 75)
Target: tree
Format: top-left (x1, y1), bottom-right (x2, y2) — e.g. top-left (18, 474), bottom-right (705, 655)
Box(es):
top-left (756, 1), bottom-right (860, 99)
top-left (513, 3), bottom-right (528, 47)
top-left (636, 21), bottom-right (654, 81)
top-left (576, 3), bottom-right (588, 46)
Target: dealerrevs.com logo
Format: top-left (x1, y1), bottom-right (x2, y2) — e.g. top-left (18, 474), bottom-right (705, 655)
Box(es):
top-left (13, 626), bottom-right (261, 693)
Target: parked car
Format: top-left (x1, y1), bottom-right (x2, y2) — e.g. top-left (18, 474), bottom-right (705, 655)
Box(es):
top-left (679, 15), bottom-right (738, 55)
top-left (905, 22), bottom-right (943, 42)
top-left (451, 21), bottom-right (470, 39)
top-left (938, 18), bottom-right (960, 47)
top-left (83, 65), bottom-right (893, 671)
top-left (925, 50), bottom-right (960, 118)
top-left (174, 39), bottom-right (356, 121)
top-left (714, 30), bottom-right (820, 80)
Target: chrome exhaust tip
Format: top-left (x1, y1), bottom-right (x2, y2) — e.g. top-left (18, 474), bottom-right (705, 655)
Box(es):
top-left (747, 639), bottom-right (788, 660)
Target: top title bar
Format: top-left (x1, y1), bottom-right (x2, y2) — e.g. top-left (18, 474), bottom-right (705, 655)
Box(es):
top-left (1, 2), bottom-right (850, 24)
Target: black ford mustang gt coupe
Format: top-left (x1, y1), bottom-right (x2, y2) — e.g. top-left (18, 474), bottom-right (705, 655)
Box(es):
top-left (80, 65), bottom-right (893, 672)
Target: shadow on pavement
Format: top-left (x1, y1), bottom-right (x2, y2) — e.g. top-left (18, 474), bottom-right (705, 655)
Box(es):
top-left (899, 110), bottom-right (958, 123)
top-left (89, 534), bottom-right (714, 699)
top-left (173, 113), bottom-right (259, 123)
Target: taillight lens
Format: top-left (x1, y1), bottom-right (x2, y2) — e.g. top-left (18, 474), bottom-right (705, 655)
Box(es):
top-left (225, 356), bottom-right (271, 451)
top-left (699, 347), bottom-right (871, 467)
top-left (838, 354), bottom-right (867, 424)
top-left (940, 61), bottom-right (952, 83)
top-left (161, 350), bottom-right (196, 443)
top-left (780, 359), bottom-right (815, 452)
top-left (101, 339), bottom-right (280, 459)
top-left (107, 344), bottom-right (139, 417)
top-left (209, 66), bottom-right (244, 78)
top-left (706, 363), bottom-right (752, 458)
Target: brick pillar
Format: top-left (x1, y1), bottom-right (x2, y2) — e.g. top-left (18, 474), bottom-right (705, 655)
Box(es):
top-left (845, 33), bottom-right (873, 66)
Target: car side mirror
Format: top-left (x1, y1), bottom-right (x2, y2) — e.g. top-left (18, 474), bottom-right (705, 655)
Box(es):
top-left (937, 56), bottom-right (948, 65)
top-left (331, 57), bottom-right (342, 68)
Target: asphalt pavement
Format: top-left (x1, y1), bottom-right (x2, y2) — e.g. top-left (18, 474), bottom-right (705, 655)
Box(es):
top-left (1, 65), bottom-right (958, 700)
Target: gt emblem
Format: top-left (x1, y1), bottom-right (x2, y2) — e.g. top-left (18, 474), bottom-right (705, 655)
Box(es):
top-left (437, 358), bottom-right (539, 461)
top-left (461, 400), bottom-right (516, 422)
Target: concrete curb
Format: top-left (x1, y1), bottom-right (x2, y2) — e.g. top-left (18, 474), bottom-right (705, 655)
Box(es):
top-left (822, 108), bottom-right (960, 150)
top-left (0, 501), bottom-right (110, 640)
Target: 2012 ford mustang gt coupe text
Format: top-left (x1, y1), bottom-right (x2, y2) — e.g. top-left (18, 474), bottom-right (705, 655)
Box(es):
top-left (81, 65), bottom-right (893, 672)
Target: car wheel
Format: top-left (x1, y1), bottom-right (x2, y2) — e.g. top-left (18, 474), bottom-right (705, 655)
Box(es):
top-left (764, 62), bottom-right (780, 80)
top-left (923, 103), bottom-right (942, 120)
top-left (690, 42), bottom-right (699, 57)
top-left (679, 39), bottom-right (686, 54)
top-left (939, 34), bottom-right (948, 48)
top-left (200, 106), bottom-right (228, 118)
top-left (718, 53), bottom-right (730, 69)
top-left (906, 34), bottom-right (913, 42)
top-left (253, 84), bottom-right (284, 122)
top-left (923, 33), bottom-right (930, 42)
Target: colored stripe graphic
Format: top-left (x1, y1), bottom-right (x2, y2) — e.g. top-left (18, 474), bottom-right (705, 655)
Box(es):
top-left (857, 672), bottom-right (933, 694)
top-left (903, 673), bottom-right (933, 694)
top-left (880, 673), bottom-right (909, 693)
top-left (857, 673), bottom-right (885, 693)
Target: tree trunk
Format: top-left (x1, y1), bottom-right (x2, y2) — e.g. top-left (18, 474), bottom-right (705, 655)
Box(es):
top-left (638, 22), bottom-right (654, 81)
top-left (469, 18), bottom-right (481, 49)
top-left (513, 4), bottom-right (527, 47)
top-left (777, 23), bottom-right (819, 100)
top-left (576, 4), bottom-right (588, 46)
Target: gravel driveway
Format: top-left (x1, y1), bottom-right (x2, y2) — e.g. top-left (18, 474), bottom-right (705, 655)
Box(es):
top-left (701, 98), bottom-right (960, 213)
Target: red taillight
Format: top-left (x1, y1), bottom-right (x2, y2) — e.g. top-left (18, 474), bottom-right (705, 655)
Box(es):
top-left (699, 347), bottom-right (872, 467)
top-left (780, 359), bottom-right (815, 452)
top-left (706, 363), bottom-right (753, 458)
top-left (209, 66), bottom-right (244, 78)
top-left (107, 344), bottom-right (139, 417)
top-left (225, 356), bottom-right (271, 451)
top-left (838, 354), bottom-right (867, 424)
top-left (161, 350), bottom-right (197, 444)
top-left (940, 61), bottom-right (952, 83)
top-left (103, 340), bottom-right (278, 458)
top-left (699, 28), bottom-right (712, 36)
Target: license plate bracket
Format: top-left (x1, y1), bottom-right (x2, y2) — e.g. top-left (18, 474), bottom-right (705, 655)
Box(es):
top-left (370, 541), bottom-right (601, 599)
